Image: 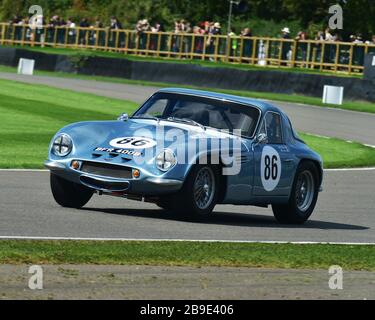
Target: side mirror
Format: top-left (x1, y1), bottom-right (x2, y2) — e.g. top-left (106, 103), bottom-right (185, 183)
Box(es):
top-left (256, 133), bottom-right (268, 144)
top-left (252, 133), bottom-right (268, 151)
top-left (117, 113), bottom-right (129, 121)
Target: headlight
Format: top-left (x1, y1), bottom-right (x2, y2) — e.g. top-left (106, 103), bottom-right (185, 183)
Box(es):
top-left (156, 149), bottom-right (177, 172)
top-left (52, 134), bottom-right (73, 157)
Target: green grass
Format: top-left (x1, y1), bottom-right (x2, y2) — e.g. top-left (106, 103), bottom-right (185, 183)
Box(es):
top-left (1, 59), bottom-right (373, 113)
top-left (0, 78), bottom-right (374, 169)
top-left (0, 79), bottom-right (137, 168)
top-left (0, 240), bottom-right (374, 271)
top-left (299, 133), bottom-right (375, 169)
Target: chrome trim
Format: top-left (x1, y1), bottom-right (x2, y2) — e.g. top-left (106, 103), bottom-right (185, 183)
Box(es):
top-left (256, 110), bottom-right (284, 145)
top-left (155, 149), bottom-right (177, 172)
top-left (80, 175), bottom-right (130, 192)
top-left (51, 133), bottom-right (73, 157)
top-left (146, 177), bottom-right (183, 187)
top-left (44, 160), bottom-right (66, 171)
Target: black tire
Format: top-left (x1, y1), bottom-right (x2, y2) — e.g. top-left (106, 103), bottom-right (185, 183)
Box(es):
top-left (50, 173), bottom-right (93, 209)
top-left (272, 161), bottom-right (319, 224)
top-left (171, 165), bottom-right (219, 218)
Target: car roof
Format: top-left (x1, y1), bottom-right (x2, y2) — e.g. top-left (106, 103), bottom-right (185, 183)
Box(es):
top-left (157, 88), bottom-right (283, 114)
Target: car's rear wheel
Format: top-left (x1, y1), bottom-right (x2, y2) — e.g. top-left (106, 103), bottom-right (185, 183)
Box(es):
top-left (50, 173), bottom-right (93, 208)
top-left (272, 161), bottom-right (319, 224)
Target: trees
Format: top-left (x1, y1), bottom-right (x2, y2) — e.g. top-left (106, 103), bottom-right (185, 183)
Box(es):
top-left (0, 0), bottom-right (374, 39)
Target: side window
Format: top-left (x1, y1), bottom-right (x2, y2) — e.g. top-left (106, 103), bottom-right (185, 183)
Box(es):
top-left (258, 118), bottom-right (267, 135)
top-left (265, 112), bottom-right (283, 144)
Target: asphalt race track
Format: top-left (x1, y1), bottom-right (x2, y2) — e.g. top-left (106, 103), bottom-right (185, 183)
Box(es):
top-left (0, 72), bottom-right (375, 146)
top-left (0, 72), bottom-right (374, 244)
top-left (0, 169), bottom-right (374, 243)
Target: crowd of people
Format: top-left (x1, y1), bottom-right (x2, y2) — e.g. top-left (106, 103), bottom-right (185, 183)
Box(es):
top-left (7, 14), bottom-right (375, 66)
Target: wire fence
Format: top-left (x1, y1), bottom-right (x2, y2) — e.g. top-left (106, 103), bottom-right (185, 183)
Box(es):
top-left (1, 22), bottom-right (375, 75)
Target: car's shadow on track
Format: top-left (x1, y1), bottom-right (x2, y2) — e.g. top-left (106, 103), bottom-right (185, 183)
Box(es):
top-left (82, 207), bottom-right (367, 230)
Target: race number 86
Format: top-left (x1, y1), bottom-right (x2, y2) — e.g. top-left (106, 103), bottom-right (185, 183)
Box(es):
top-left (264, 155), bottom-right (278, 180)
top-left (261, 146), bottom-right (281, 192)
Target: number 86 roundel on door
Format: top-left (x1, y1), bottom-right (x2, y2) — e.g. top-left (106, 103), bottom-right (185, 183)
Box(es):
top-left (260, 146), bottom-right (282, 192)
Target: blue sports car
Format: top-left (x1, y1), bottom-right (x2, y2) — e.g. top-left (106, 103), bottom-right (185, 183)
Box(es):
top-left (45, 88), bottom-right (323, 224)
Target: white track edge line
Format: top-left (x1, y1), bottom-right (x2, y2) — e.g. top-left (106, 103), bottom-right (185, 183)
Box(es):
top-left (0, 236), bottom-right (374, 245)
top-left (1, 168), bottom-right (375, 172)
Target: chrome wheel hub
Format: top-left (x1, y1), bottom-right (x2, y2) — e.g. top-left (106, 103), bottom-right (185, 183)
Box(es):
top-left (295, 170), bottom-right (315, 212)
top-left (193, 167), bottom-right (215, 210)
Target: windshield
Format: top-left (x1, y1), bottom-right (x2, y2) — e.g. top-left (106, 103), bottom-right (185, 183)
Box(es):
top-left (133, 93), bottom-right (261, 137)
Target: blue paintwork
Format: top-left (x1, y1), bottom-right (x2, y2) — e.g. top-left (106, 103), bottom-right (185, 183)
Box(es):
top-left (46, 88), bottom-right (323, 206)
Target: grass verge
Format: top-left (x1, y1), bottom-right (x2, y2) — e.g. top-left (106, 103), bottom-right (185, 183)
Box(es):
top-left (299, 133), bottom-right (375, 168)
top-left (0, 240), bottom-right (374, 271)
top-left (0, 62), bottom-right (373, 114)
top-left (0, 78), bottom-right (374, 169)
top-left (0, 78), bottom-right (137, 168)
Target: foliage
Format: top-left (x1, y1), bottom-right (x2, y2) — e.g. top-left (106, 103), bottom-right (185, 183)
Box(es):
top-left (0, 0), bottom-right (375, 38)
top-left (68, 52), bottom-right (92, 72)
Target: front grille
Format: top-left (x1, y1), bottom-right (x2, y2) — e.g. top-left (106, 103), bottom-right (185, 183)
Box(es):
top-left (80, 176), bottom-right (130, 191)
top-left (80, 161), bottom-right (132, 179)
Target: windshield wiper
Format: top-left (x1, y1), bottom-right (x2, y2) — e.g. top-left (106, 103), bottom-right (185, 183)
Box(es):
top-left (166, 117), bottom-right (205, 130)
top-left (131, 115), bottom-right (160, 123)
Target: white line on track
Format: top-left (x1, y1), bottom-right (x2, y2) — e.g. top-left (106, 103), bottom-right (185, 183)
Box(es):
top-left (0, 236), bottom-right (374, 245)
top-left (0, 169), bottom-right (48, 172)
top-left (2, 168), bottom-right (375, 172)
top-left (324, 167), bottom-right (375, 172)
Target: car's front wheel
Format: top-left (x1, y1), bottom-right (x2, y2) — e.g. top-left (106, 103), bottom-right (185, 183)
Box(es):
top-left (50, 173), bottom-right (93, 208)
top-left (272, 161), bottom-right (319, 224)
top-left (170, 165), bottom-right (219, 218)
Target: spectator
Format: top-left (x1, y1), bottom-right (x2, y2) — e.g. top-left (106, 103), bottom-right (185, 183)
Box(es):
top-left (66, 18), bottom-right (76, 44)
top-left (54, 16), bottom-right (66, 44)
top-left (193, 25), bottom-right (204, 55)
top-left (212, 22), bottom-right (221, 35)
top-left (351, 34), bottom-right (365, 66)
top-left (109, 16), bottom-right (123, 47)
top-left (150, 22), bottom-right (164, 51)
top-left (136, 18), bottom-right (150, 51)
top-left (79, 18), bottom-right (90, 45)
top-left (280, 27), bottom-right (291, 64)
top-left (295, 31), bottom-right (308, 64)
top-left (324, 28), bottom-right (336, 64)
top-left (180, 20), bottom-right (192, 55)
top-left (206, 22), bottom-right (221, 59)
top-left (324, 28), bottom-right (334, 41)
top-left (11, 15), bottom-right (23, 41)
top-left (92, 18), bottom-right (105, 47)
top-left (228, 28), bottom-right (238, 58)
top-left (172, 20), bottom-right (181, 52)
top-left (241, 27), bottom-right (253, 59)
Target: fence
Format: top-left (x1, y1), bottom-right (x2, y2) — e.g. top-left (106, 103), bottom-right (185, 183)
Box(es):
top-left (1, 22), bottom-right (374, 75)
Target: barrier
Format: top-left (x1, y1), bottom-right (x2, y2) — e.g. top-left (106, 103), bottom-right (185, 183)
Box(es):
top-left (1, 47), bottom-right (375, 102)
top-left (1, 22), bottom-right (374, 75)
